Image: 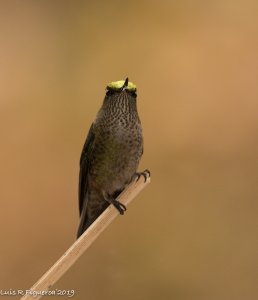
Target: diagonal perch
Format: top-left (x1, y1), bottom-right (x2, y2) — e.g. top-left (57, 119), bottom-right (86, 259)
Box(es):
top-left (20, 172), bottom-right (150, 300)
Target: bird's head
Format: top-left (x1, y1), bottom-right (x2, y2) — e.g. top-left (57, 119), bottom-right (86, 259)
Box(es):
top-left (105, 78), bottom-right (137, 98)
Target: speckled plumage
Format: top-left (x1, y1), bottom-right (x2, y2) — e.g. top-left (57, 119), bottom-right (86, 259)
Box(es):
top-left (77, 79), bottom-right (143, 238)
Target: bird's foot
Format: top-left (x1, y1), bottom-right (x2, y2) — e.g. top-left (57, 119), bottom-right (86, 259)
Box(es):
top-left (133, 169), bottom-right (151, 183)
top-left (111, 198), bottom-right (127, 215)
top-left (104, 194), bottom-right (127, 215)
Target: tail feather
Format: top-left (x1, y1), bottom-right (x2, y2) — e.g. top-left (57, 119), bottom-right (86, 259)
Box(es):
top-left (77, 192), bottom-right (90, 238)
top-left (76, 192), bottom-right (109, 239)
top-left (77, 214), bottom-right (94, 238)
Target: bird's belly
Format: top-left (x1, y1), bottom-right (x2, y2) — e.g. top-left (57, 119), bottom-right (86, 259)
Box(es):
top-left (90, 131), bottom-right (142, 194)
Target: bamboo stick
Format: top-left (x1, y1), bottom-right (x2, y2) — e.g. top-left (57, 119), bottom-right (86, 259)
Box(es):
top-left (20, 172), bottom-right (150, 300)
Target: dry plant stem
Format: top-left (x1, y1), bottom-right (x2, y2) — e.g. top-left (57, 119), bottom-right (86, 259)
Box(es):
top-left (20, 174), bottom-right (150, 300)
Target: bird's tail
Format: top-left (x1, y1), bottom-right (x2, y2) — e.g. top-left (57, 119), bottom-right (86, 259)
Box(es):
top-left (76, 193), bottom-right (109, 239)
top-left (77, 204), bottom-right (96, 239)
top-left (77, 221), bottom-right (93, 239)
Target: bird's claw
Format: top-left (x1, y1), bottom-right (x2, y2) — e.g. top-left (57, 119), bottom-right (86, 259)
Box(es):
top-left (105, 195), bottom-right (127, 215)
top-left (133, 169), bottom-right (151, 182)
top-left (112, 199), bottom-right (127, 215)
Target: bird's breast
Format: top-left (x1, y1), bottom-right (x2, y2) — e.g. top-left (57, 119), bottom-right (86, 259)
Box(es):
top-left (90, 118), bottom-right (143, 193)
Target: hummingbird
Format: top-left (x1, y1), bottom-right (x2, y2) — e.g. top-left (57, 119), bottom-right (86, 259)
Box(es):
top-left (77, 78), bottom-right (148, 238)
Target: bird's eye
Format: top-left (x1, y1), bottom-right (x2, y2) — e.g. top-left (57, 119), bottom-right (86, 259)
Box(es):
top-left (131, 91), bottom-right (137, 98)
top-left (106, 90), bottom-right (114, 97)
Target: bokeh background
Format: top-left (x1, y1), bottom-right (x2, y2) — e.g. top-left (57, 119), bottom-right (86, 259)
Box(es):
top-left (0, 1), bottom-right (257, 299)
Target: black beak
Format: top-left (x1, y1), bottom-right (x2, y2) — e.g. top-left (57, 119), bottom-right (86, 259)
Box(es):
top-left (122, 77), bottom-right (129, 90)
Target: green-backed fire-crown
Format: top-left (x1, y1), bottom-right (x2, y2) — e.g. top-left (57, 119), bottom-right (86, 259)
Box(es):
top-left (107, 78), bottom-right (136, 92)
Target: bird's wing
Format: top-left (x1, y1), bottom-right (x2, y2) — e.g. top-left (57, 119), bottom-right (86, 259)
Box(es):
top-left (78, 123), bottom-right (95, 216)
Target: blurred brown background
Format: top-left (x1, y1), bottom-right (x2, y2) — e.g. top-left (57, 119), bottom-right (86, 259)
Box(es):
top-left (0, 1), bottom-right (257, 299)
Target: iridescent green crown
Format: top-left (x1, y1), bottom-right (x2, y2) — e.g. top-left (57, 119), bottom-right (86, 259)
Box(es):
top-left (107, 78), bottom-right (136, 92)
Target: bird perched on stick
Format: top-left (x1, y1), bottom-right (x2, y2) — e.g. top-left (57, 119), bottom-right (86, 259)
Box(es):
top-left (77, 78), bottom-right (148, 238)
